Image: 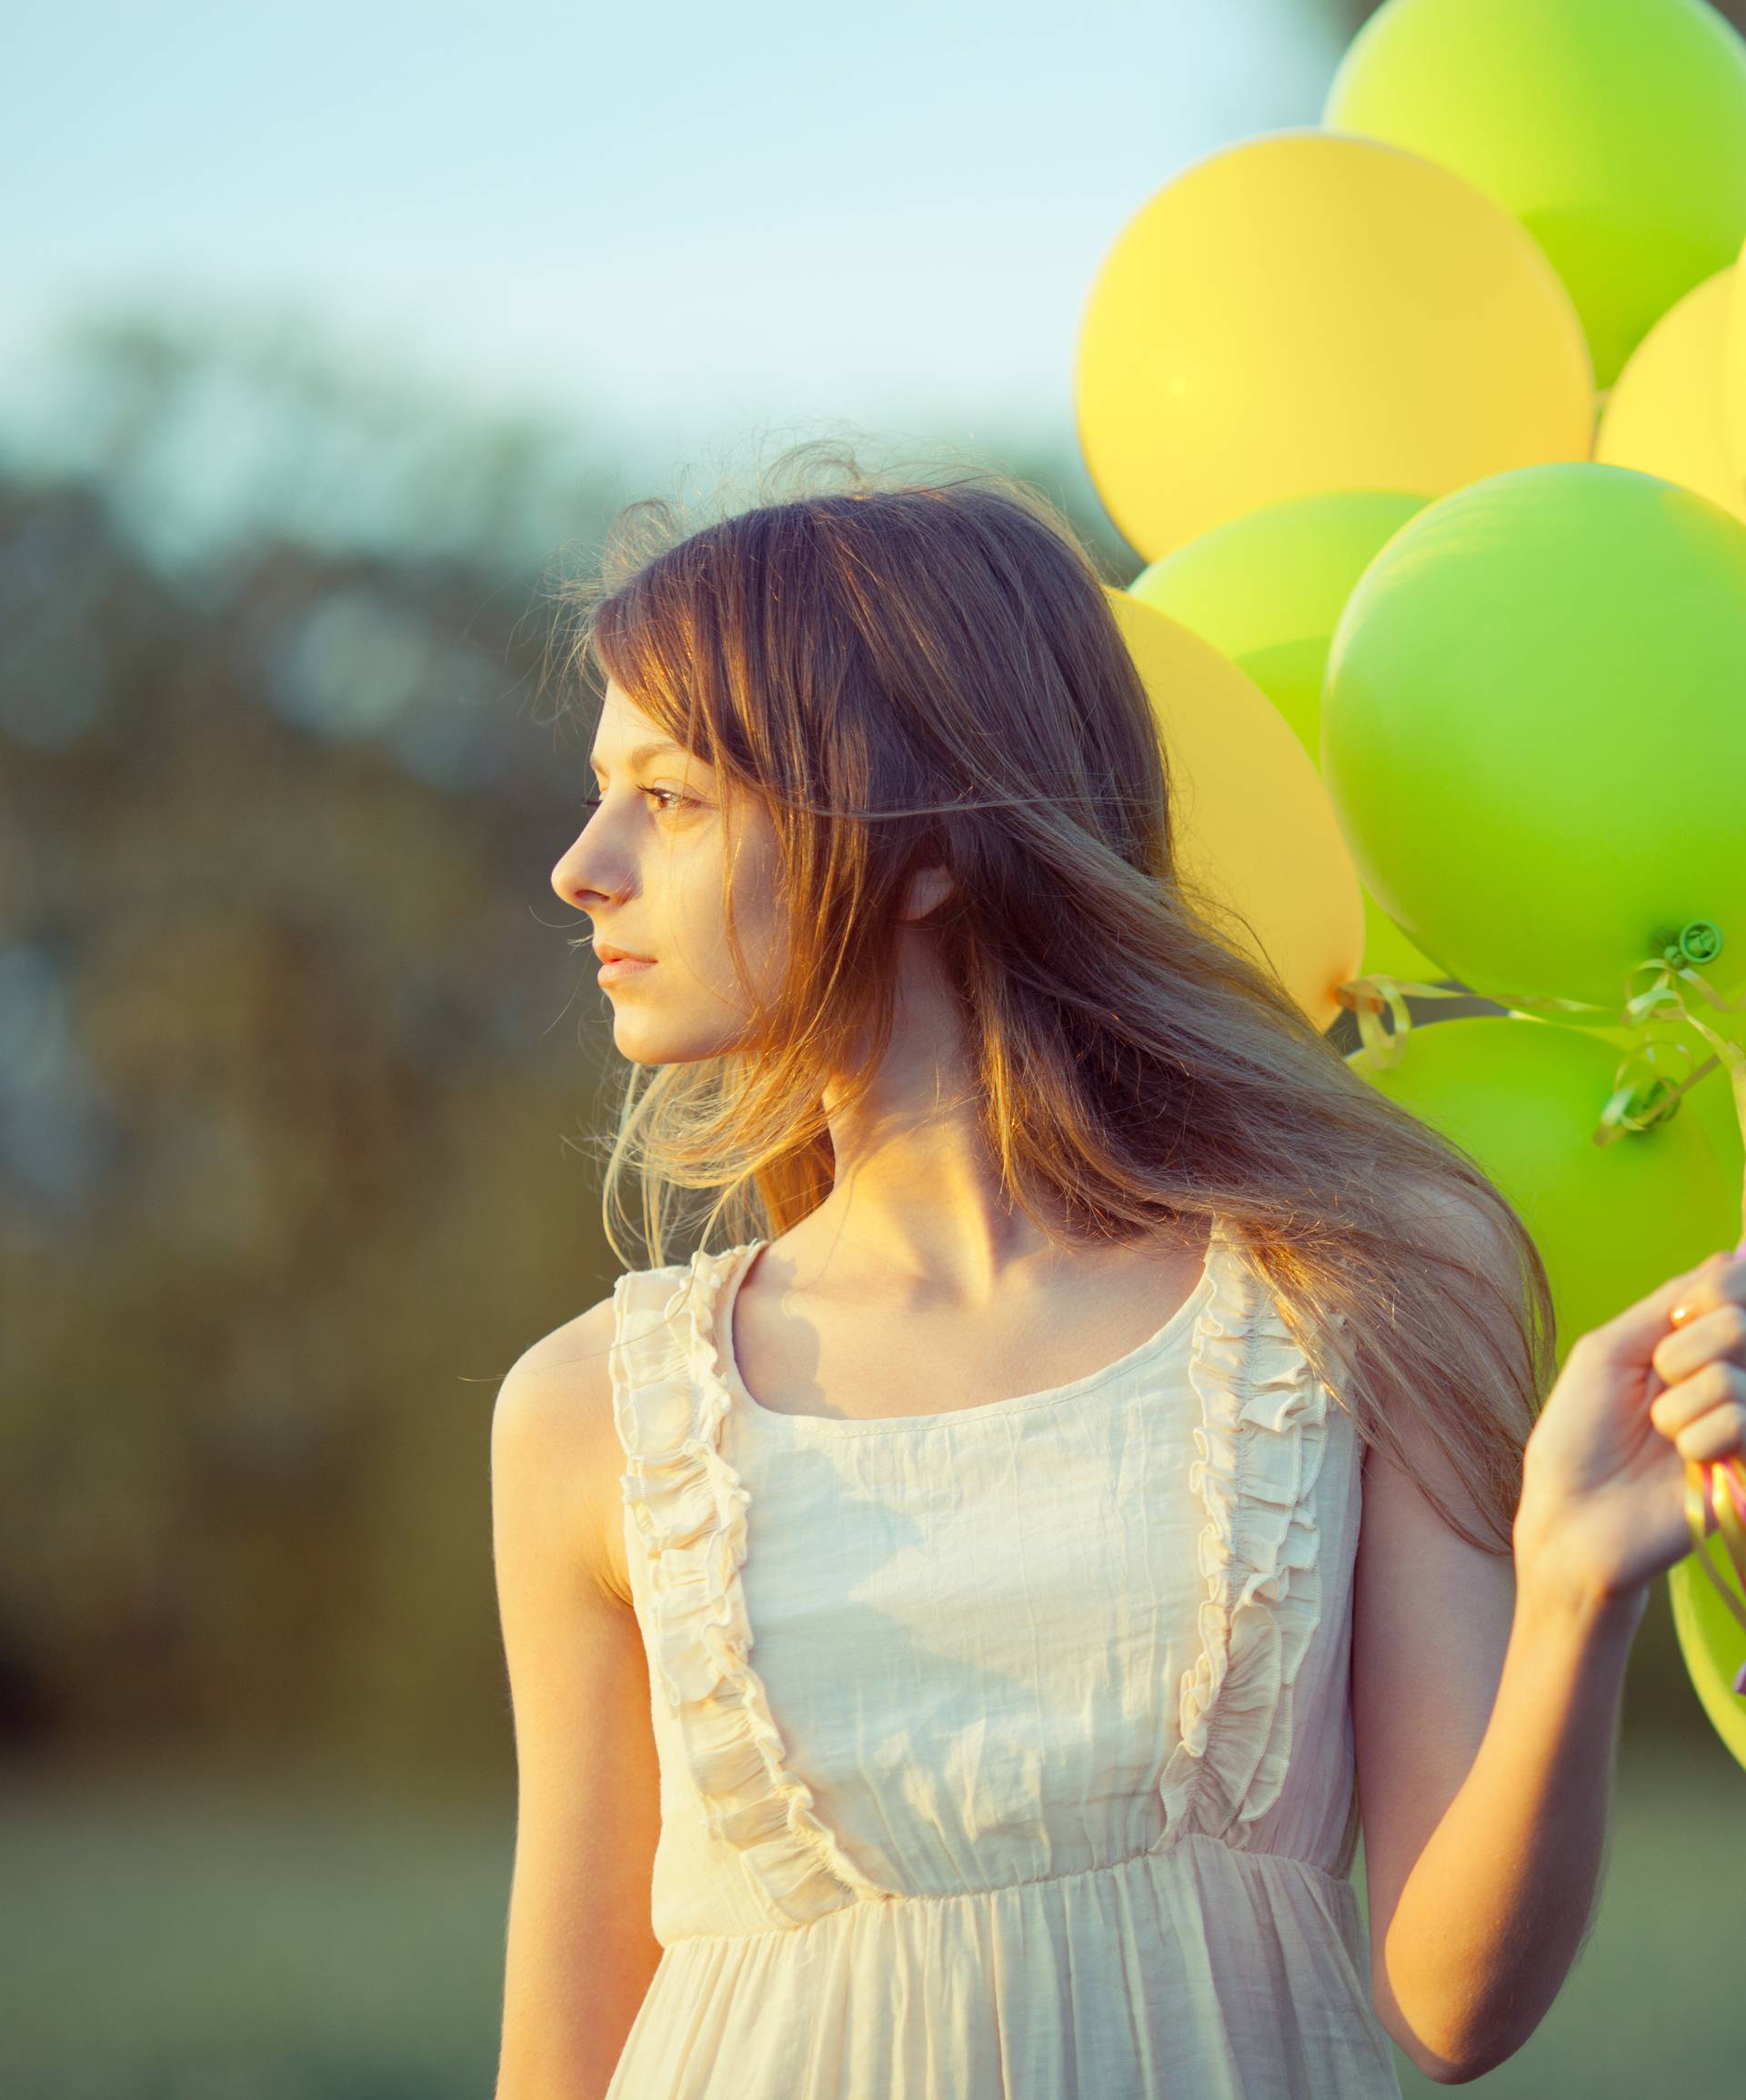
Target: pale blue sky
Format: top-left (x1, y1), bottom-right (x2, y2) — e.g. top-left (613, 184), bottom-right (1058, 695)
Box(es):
top-left (8, 0), bottom-right (1348, 478)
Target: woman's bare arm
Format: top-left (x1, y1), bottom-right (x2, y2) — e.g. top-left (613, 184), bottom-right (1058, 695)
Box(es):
top-left (1353, 1416), bottom-right (1639, 2085)
top-left (490, 1297), bottom-right (664, 2100)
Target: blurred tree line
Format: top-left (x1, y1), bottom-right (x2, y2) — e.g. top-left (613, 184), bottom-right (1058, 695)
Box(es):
top-left (0, 312), bottom-right (1147, 1784)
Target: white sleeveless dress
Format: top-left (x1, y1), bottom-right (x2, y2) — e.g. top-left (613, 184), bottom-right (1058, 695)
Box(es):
top-left (603, 1218), bottom-right (1403, 2098)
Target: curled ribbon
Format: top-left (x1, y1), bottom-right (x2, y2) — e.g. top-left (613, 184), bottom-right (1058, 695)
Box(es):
top-left (1684, 1454), bottom-right (1746, 1692)
top-left (1336, 926), bottom-right (1746, 1689)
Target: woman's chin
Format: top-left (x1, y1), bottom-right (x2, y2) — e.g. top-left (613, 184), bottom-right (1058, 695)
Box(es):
top-left (609, 1011), bottom-right (698, 1065)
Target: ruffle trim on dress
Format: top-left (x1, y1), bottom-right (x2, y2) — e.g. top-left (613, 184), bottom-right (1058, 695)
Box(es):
top-left (610, 1245), bottom-right (894, 1929)
top-left (1153, 1220), bottom-right (1332, 1851)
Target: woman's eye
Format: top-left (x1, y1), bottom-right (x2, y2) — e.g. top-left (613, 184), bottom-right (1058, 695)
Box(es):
top-left (579, 787), bottom-right (694, 816)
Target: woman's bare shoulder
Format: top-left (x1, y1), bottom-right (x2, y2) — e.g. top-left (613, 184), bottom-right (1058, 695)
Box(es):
top-left (492, 1291), bottom-right (632, 1603)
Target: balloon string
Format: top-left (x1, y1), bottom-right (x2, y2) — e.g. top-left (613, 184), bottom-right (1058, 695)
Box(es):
top-left (1335, 946), bottom-right (1746, 1690)
top-left (1335, 950), bottom-right (1746, 1167)
top-left (1685, 1457), bottom-right (1746, 1693)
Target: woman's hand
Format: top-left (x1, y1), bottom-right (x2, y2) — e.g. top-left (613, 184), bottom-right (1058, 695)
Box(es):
top-left (1514, 1244), bottom-right (1746, 1612)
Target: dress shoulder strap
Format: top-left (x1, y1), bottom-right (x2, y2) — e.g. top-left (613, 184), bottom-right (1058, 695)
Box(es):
top-left (1153, 1224), bottom-right (1343, 1849)
top-left (607, 1251), bottom-right (712, 1458)
top-left (606, 1239), bottom-right (890, 1926)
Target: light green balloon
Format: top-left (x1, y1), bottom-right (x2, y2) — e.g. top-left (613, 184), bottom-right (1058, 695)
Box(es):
top-left (1661, 1051), bottom-right (1745, 1184)
top-left (1670, 1536), bottom-right (1746, 1773)
top-left (1322, 461), bottom-right (1746, 1016)
top-left (1508, 1009), bottom-right (1746, 1187)
top-left (1360, 1002), bottom-right (1746, 1764)
top-left (1350, 1010), bottom-right (1736, 1360)
top-left (1130, 490), bottom-right (1439, 987)
top-left (1324, 0), bottom-right (1746, 391)
top-left (1353, 864), bottom-right (1447, 988)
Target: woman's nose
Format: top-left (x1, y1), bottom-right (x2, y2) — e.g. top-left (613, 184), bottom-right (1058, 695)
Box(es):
top-left (551, 835), bottom-right (626, 910)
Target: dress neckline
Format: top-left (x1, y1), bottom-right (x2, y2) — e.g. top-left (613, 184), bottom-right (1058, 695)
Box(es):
top-left (713, 1221), bottom-right (1227, 1436)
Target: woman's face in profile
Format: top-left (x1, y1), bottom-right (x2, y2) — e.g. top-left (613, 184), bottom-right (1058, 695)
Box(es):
top-left (549, 678), bottom-right (787, 1063)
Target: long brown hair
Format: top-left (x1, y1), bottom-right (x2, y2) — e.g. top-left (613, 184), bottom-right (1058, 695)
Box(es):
top-left (545, 437), bottom-right (1553, 1557)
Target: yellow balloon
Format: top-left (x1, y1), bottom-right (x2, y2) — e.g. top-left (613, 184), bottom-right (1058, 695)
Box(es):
top-left (1724, 236), bottom-right (1746, 504)
top-left (1323, 0), bottom-right (1746, 396)
top-left (1128, 488), bottom-right (1442, 988)
top-left (1595, 269), bottom-right (1746, 525)
top-left (1106, 587), bottom-right (1363, 1033)
top-left (1076, 129), bottom-right (1593, 563)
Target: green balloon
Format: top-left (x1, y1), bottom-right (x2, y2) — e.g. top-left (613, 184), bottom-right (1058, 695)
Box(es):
top-left (1670, 1536), bottom-right (1746, 1773)
top-left (1129, 490), bottom-right (1440, 987)
top-left (1508, 1008), bottom-right (1746, 1186)
top-left (1324, 0), bottom-right (1746, 391)
top-left (1350, 1010), bottom-right (1737, 1360)
top-left (1672, 1053), bottom-right (1746, 1183)
top-left (1499, 1000), bottom-right (1746, 1767)
top-left (1322, 461), bottom-right (1746, 1016)
top-left (1353, 884), bottom-right (1448, 990)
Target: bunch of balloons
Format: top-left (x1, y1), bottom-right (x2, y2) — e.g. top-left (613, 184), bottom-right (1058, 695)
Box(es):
top-left (1074, 0), bottom-right (1746, 1761)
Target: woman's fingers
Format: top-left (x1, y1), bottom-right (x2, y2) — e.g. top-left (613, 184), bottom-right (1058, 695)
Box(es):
top-left (1667, 1251), bottom-right (1746, 1331)
top-left (1651, 1298), bottom-right (1746, 1386)
top-left (1671, 1398), bottom-right (1746, 1465)
top-left (1648, 1361), bottom-right (1746, 1456)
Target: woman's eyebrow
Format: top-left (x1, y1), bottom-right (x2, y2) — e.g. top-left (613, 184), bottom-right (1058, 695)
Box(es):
top-left (588, 739), bottom-right (687, 775)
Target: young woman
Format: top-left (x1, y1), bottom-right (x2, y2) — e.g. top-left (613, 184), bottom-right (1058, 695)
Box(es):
top-left (490, 447), bottom-right (1746, 2098)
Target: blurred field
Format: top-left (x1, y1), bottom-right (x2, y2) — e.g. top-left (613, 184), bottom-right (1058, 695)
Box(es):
top-left (1, 1725), bottom-right (1738, 2097)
